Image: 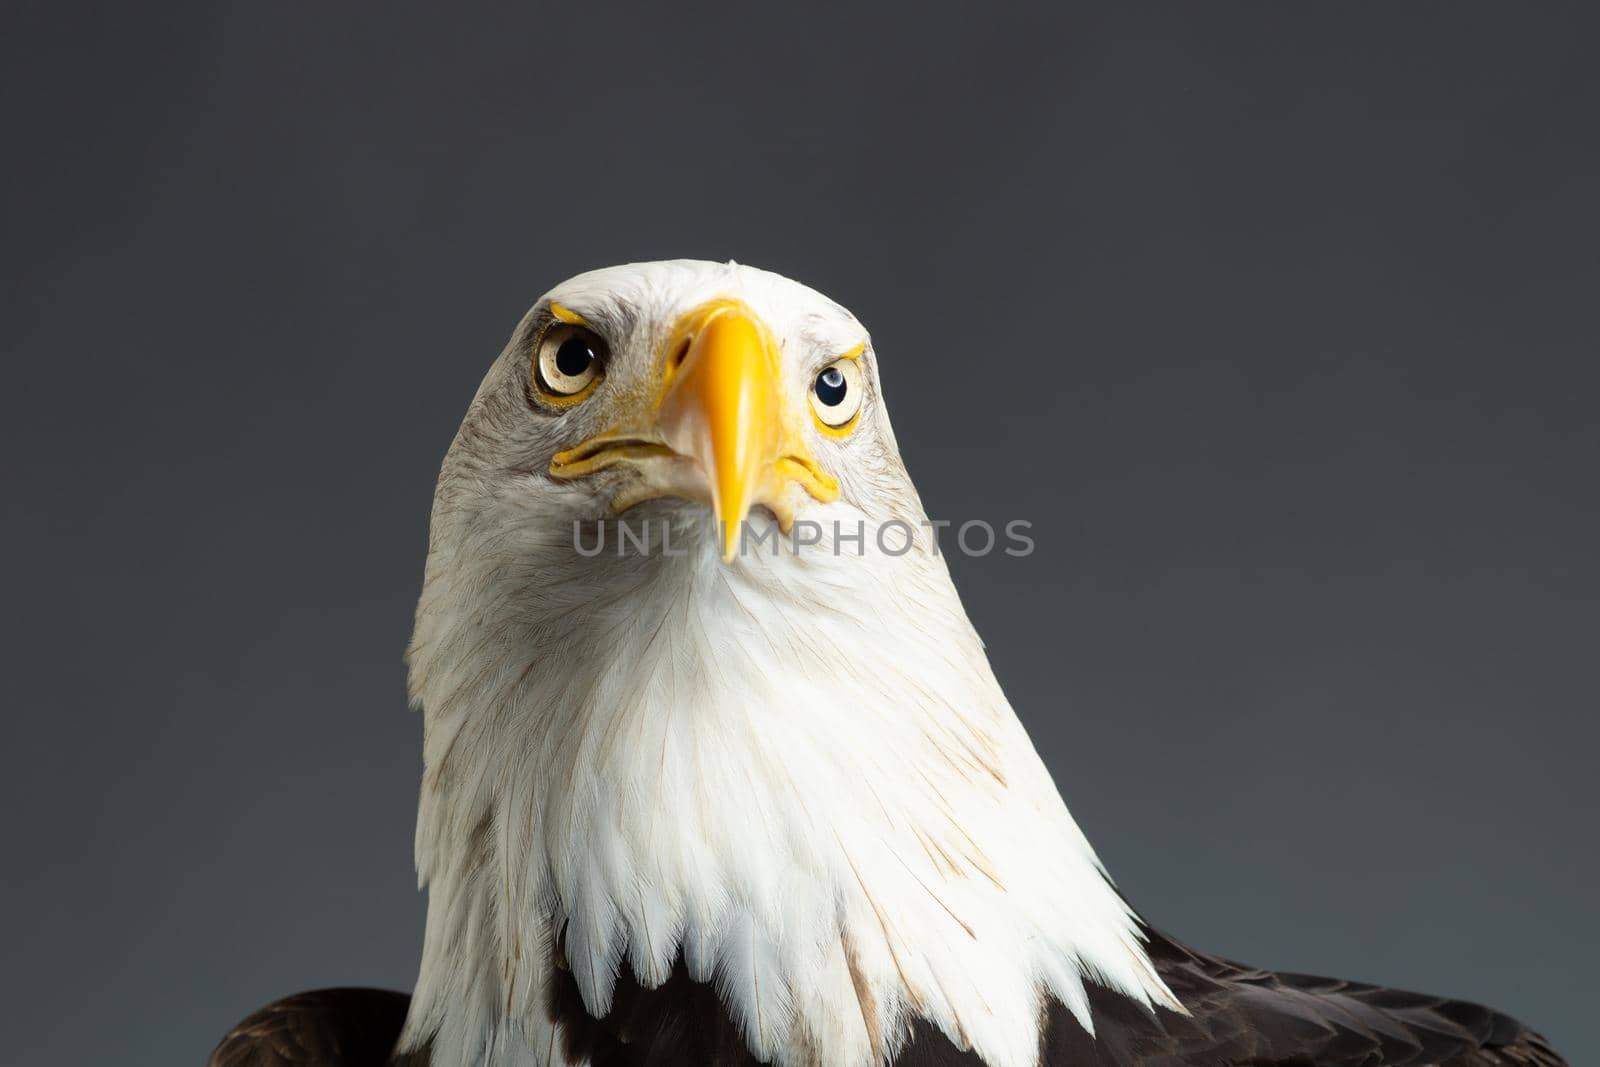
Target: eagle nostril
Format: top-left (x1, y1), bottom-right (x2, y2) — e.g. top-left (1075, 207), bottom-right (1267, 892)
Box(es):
top-left (669, 338), bottom-right (692, 371)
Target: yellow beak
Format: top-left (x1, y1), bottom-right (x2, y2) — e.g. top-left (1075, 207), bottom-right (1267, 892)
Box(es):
top-left (657, 300), bottom-right (784, 560)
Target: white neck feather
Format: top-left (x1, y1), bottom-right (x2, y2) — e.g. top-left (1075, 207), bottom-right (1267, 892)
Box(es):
top-left (400, 497), bottom-right (1176, 1067)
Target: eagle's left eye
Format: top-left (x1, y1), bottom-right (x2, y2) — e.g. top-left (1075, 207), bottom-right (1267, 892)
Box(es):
top-left (533, 323), bottom-right (607, 405)
top-left (809, 359), bottom-right (863, 431)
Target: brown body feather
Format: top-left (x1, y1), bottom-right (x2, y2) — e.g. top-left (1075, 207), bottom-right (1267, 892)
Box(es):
top-left (207, 928), bottom-right (1566, 1067)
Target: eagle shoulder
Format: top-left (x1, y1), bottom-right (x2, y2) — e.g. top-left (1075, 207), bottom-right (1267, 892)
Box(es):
top-left (205, 988), bottom-right (416, 1067)
top-left (1035, 928), bottom-right (1569, 1067)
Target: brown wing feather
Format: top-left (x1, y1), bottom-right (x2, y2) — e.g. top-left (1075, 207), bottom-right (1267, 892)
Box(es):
top-left (205, 988), bottom-right (413, 1067)
top-left (516, 932), bottom-right (1574, 1067)
top-left (1032, 928), bottom-right (1567, 1067)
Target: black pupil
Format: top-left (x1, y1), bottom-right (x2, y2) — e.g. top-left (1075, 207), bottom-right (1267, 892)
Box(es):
top-left (815, 366), bottom-right (848, 406)
top-left (554, 337), bottom-right (594, 378)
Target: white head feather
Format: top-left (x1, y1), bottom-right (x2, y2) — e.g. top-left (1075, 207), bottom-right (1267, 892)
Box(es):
top-left (399, 260), bottom-right (1177, 1067)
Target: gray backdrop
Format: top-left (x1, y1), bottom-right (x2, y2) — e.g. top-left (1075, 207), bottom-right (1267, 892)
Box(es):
top-left (4, 3), bottom-right (1595, 1063)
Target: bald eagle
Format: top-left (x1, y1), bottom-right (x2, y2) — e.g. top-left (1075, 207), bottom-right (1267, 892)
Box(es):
top-left (209, 261), bottom-right (1567, 1067)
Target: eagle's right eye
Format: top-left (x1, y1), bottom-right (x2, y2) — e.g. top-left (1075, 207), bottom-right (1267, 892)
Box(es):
top-left (809, 357), bottom-right (864, 432)
top-left (533, 323), bottom-right (607, 406)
